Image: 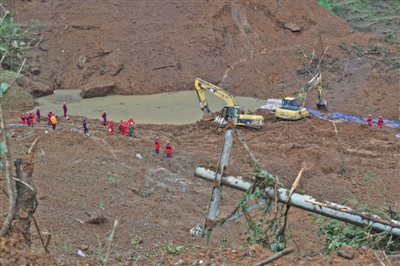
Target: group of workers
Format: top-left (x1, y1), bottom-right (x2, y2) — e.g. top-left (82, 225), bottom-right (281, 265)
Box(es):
top-left (20, 104), bottom-right (174, 157)
top-left (366, 114), bottom-right (384, 129)
top-left (102, 112), bottom-right (172, 157)
top-left (154, 136), bottom-right (173, 158)
top-left (20, 105), bottom-right (59, 131)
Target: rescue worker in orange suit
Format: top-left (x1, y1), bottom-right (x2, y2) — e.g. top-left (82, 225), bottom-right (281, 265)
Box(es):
top-left (154, 136), bottom-right (160, 154)
top-left (29, 112), bottom-right (34, 127)
top-left (25, 113), bottom-right (30, 127)
top-left (166, 141), bottom-right (172, 158)
top-left (366, 114), bottom-right (372, 127)
top-left (108, 120), bottom-right (114, 135)
top-left (36, 107), bottom-right (41, 123)
top-left (101, 111), bottom-right (107, 125)
top-left (21, 113), bottom-right (25, 125)
top-left (47, 110), bottom-right (53, 125)
top-left (62, 102), bottom-right (68, 117)
top-left (378, 116), bottom-right (384, 129)
top-left (51, 114), bottom-right (57, 130)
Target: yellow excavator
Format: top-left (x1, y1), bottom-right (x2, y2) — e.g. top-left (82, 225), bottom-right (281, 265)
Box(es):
top-left (194, 78), bottom-right (264, 128)
top-left (275, 72), bottom-right (327, 120)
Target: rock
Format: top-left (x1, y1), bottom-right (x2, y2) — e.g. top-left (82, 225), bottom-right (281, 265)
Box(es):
top-left (30, 66), bottom-right (41, 75)
top-left (22, 78), bottom-right (53, 98)
top-left (78, 244), bottom-right (89, 251)
top-left (155, 257), bottom-right (164, 264)
top-left (206, 252), bottom-right (217, 258)
top-left (243, 248), bottom-right (256, 257)
top-left (361, 246), bottom-right (369, 252)
top-left (77, 55), bottom-right (87, 69)
top-left (284, 23), bottom-right (301, 32)
top-left (338, 245), bottom-right (355, 259)
top-left (80, 82), bottom-right (115, 98)
top-left (323, 256), bottom-right (334, 264)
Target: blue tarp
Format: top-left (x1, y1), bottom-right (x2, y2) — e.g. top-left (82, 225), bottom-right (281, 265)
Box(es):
top-left (305, 107), bottom-right (400, 128)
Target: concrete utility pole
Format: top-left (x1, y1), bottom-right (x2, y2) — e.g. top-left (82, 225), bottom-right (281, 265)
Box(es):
top-left (195, 167), bottom-right (400, 237)
top-left (203, 129), bottom-right (233, 237)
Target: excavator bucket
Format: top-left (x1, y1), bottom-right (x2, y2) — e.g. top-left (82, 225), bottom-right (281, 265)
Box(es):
top-left (316, 99), bottom-right (328, 112)
top-left (202, 113), bottom-right (215, 121)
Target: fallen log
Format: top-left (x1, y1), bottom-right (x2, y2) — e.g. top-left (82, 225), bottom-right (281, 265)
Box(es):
top-left (253, 247), bottom-right (295, 266)
top-left (194, 167), bottom-right (400, 237)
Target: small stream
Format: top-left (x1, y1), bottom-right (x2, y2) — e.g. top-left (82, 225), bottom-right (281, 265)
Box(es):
top-left (35, 90), bottom-right (266, 125)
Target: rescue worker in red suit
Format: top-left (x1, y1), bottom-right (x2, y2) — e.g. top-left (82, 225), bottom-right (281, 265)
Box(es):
top-left (128, 117), bottom-right (135, 125)
top-left (122, 120), bottom-right (128, 136)
top-left (25, 113), bottom-right (30, 127)
top-left (101, 111), bottom-right (107, 125)
top-left (378, 116), bottom-right (384, 129)
top-left (62, 102), bottom-right (68, 117)
top-left (21, 113), bottom-right (25, 125)
top-left (154, 136), bottom-right (160, 154)
top-left (166, 141), bottom-right (172, 158)
top-left (36, 107), bottom-right (41, 122)
top-left (29, 112), bottom-right (34, 127)
top-left (119, 120), bottom-right (124, 134)
top-left (47, 110), bottom-right (53, 125)
top-left (108, 120), bottom-right (114, 135)
top-left (366, 114), bottom-right (372, 127)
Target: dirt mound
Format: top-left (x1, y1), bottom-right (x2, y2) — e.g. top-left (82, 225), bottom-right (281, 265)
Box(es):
top-left (10, 0), bottom-right (399, 119)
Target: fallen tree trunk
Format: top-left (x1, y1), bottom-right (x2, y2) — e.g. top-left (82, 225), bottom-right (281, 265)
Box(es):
top-left (194, 167), bottom-right (400, 237)
top-left (14, 155), bottom-right (37, 245)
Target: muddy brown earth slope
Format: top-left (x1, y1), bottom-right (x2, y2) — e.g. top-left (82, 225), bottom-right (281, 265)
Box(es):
top-left (6, 0), bottom-right (400, 118)
top-left (1, 0), bottom-right (399, 265)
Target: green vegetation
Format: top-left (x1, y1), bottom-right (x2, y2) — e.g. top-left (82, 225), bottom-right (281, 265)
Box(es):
top-left (311, 213), bottom-right (400, 255)
top-left (203, 165), bottom-right (288, 252)
top-left (0, 5), bottom-right (36, 111)
top-left (317, 0), bottom-right (399, 44)
top-left (0, 4), bottom-right (32, 71)
top-left (153, 241), bottom-right (184, 254)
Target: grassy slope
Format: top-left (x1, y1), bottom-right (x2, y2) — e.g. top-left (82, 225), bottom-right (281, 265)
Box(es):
top-left (317, 0), bottom-right (400, 44)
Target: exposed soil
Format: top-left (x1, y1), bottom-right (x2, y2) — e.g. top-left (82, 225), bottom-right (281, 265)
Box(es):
top-left (1, 0), bottom-right (400, 265)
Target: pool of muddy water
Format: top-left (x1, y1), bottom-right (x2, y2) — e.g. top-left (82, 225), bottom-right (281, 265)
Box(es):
top-left (35, 90), bottom-right (266, 125)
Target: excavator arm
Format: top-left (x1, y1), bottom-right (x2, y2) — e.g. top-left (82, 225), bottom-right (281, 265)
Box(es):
top-left (195, 78), bottom-right (237, 115)
top-left (296, 73), bottom-right (327, 111)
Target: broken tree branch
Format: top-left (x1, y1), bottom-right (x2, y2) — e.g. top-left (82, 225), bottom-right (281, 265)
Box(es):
top-left (286, 168), bottom-right (304, 203)
top-left (104, 219), bottom-right (118, 266)
top-left (331, 122), bottom-right (348, 176)
top-left (150, 64), bottom-right (176, 70)
top-left (27, 137), bottom-right (39, 154)
top-left (374, 251), bottom-right (386, 266)
top-left (253, 247), bottom-right (295, 266)
top-left (12, 177), bottom-right (34, 192)
top-left (338, 58), bottom-right (360, 82)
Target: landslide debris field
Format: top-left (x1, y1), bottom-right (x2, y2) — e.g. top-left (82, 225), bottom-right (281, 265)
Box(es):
top-left (2, 111), bottom-right (399, 265)
top-left (1, 0), bottom-right (400, 265)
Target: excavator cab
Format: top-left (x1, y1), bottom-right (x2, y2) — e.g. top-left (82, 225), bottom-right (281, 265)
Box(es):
top-left (281, 97), bottom-right (300, 110)
top-left (221, 106), bottom-right (239, 122)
